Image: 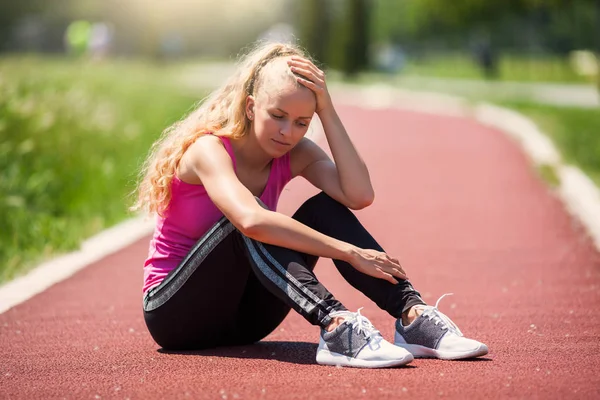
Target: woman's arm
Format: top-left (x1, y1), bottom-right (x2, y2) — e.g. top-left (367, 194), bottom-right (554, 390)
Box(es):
top-left (188, 135), bottom-right (407, 283)
top-left (318, 107), bottom-right (374, 207)
top-left (290, 138), bottom-right (367, 210)
top-left (288, 57), bottom-right (374, 209)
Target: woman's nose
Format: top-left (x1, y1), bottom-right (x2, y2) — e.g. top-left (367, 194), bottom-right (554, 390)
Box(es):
top-left (279, 120), bottom-right (292, 135)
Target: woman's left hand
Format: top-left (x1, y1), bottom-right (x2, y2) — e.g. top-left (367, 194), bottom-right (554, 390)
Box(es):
top-left (288, 57), bottom-right (333, 115)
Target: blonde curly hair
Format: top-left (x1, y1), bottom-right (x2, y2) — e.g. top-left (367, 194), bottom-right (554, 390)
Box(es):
top-left (131, 41), bottom-right (310, 216)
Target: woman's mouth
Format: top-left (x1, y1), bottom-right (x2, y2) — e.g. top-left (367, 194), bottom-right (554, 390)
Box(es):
top-left (271, 138), bottom-right (290, 146)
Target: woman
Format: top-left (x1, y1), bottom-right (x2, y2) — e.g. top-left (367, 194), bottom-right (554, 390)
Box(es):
top-left (132, 41), bottom-right (488, 368)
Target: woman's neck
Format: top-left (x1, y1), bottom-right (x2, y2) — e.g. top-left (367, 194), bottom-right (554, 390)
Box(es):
top-left (230, 133), bottom-right (272, 173)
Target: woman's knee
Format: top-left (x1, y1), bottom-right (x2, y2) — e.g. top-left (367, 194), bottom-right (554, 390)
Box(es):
top-left (307, 191), bottom-right (343, 209)
top-left (293, 191), bottom-right (354, 225)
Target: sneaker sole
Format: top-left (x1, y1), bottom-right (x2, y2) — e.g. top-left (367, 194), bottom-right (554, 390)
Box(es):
top-left (394, 343), bottom-right (488, 360)
top-left (316, 349), bottom-right (414, 368)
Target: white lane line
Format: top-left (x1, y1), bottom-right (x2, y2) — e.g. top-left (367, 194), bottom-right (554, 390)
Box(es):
top-left (0, 216), bottom-right (155, 314)
top-left (558, 166), bottom-right (600, 250)
top-left (474, 103), bottom-right (561, 166)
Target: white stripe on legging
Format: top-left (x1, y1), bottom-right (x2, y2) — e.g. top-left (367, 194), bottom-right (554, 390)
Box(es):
top-left (242, 236), bottom-right (317, 315)
top-left (254, 241), bottom-right (333, 314)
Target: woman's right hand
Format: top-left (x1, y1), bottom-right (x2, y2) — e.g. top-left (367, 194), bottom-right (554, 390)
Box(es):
top-left (346, 246), bottom-right (409, 284)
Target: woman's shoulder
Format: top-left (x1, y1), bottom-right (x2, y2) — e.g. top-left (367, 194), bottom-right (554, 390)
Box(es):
top-left (289, 137), bottom-right (314, 160)
top-left (182, 134), bottom-right (234, 178)
top-left (193, 133), bottom-right (224, 146)
top-left (188, 134), bottom-right (229, 158)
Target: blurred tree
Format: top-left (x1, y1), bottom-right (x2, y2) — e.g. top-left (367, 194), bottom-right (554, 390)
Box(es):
top-left (371, 0), bottom-right (412, 44)
top-left (371, 0), bottom-right (599, 85)
top-left (0, 0), bottom-right (43, 51)
top-left (417, 0), bottom-right (599, 87)
top-left (0, 0), bottom-right (104, 52)
top-left (595, 0), bottom-right (600, 95)
top-left (298, 0), bottom-right (371, 77)
top-left (345, 0), bottom-right (371, 76)
top-left (407, 0), bottom-right (597, 49)
top-left (297, 0), bottom-right (330, 64)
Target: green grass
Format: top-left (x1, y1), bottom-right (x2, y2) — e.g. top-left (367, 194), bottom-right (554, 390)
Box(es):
top-left (402, 53), bottom-right (592, 84)
top-left (499, 101), bottom-right (600, 187)
top-left (536, 163), bottom-right (561, 188)
top-left (0, 56), bottom-right (204, 283)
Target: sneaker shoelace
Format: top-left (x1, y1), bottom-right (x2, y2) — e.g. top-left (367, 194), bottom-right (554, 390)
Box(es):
top-left (418, 293), bottom-right (464, 337)
top-left (330, 307), bottom-right (380, 340)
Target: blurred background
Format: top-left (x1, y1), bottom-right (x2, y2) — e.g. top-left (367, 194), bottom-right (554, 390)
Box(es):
top-left (2, 0), bottom-right (599, 81)
top-left (1, 0), bottom-right (599, 282)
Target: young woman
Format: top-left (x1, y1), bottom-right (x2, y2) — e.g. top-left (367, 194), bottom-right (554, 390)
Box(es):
top-left (133, 42), bottom-right (488, 368)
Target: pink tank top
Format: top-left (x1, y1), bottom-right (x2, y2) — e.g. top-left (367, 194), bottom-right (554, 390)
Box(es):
top-left (143, 135), bottom-right (292, 293)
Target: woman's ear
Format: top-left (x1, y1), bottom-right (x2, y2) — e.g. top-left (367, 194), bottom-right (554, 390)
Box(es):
top-left (246, 95), bottom-right (255, 121)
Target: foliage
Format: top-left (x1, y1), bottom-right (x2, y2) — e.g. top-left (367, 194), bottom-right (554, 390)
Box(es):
top-left (401, 53), bottom-right (588, 83)
top-left (0, 56), bottom-right (198, 282)
top-left (297, 0), bottom-right (370, 75)
top-left (375, 0), bottom-right (600, 54)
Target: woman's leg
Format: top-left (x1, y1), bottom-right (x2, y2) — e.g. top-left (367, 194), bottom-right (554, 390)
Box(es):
top-left (228, 223), bottom-right (414, 368)
top-left (142, 196), bottom-right (415, 366)
top-left (286, 193), bottom-right (487, 360)
top-left (227, 246), bottom-right (335, 345)
top-left (143, 218), bottom-right (252, 350)
top-left (143, 216), bottom-right (347, 350)
top-left (226, 191), bottom-right (425, 344)
top-left (291, 192), bottom-right (426, 319)
top-left (233, 235), bottom-right (346, 333)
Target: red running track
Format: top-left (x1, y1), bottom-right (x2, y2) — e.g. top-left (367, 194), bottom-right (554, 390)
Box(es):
top-left (2, 105), bottom-right (599, 399)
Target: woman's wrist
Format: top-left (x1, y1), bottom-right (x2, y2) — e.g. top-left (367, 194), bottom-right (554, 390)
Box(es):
top-left (336, 241), bottom-right (358, 264)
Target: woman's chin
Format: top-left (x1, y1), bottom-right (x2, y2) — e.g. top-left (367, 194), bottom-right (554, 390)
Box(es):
top-left (270, 139), bottom-right (293, 156)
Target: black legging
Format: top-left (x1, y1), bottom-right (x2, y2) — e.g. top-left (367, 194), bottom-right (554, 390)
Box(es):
top-left (143, 192), bottom-right (425, 350)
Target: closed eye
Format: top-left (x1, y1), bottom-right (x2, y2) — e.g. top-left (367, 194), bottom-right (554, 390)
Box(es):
top-left (272, 113), bottom-right (308, 127)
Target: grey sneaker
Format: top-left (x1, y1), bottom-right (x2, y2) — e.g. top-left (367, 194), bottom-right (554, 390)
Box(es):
top-left (316, 308), bottom-right (414, 368)
top-left (394, 294), bottom-right (489, 360)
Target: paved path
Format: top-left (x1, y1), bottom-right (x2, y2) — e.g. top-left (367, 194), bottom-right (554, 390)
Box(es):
top-left (2, 104), bottom-right (599, 399)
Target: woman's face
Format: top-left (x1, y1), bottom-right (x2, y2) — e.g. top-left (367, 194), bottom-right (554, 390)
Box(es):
top-left (247, 84), bottom-right (316, 158)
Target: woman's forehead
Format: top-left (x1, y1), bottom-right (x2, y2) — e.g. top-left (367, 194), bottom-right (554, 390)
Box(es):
top-left (261, 86), bottom-right (316, 114)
